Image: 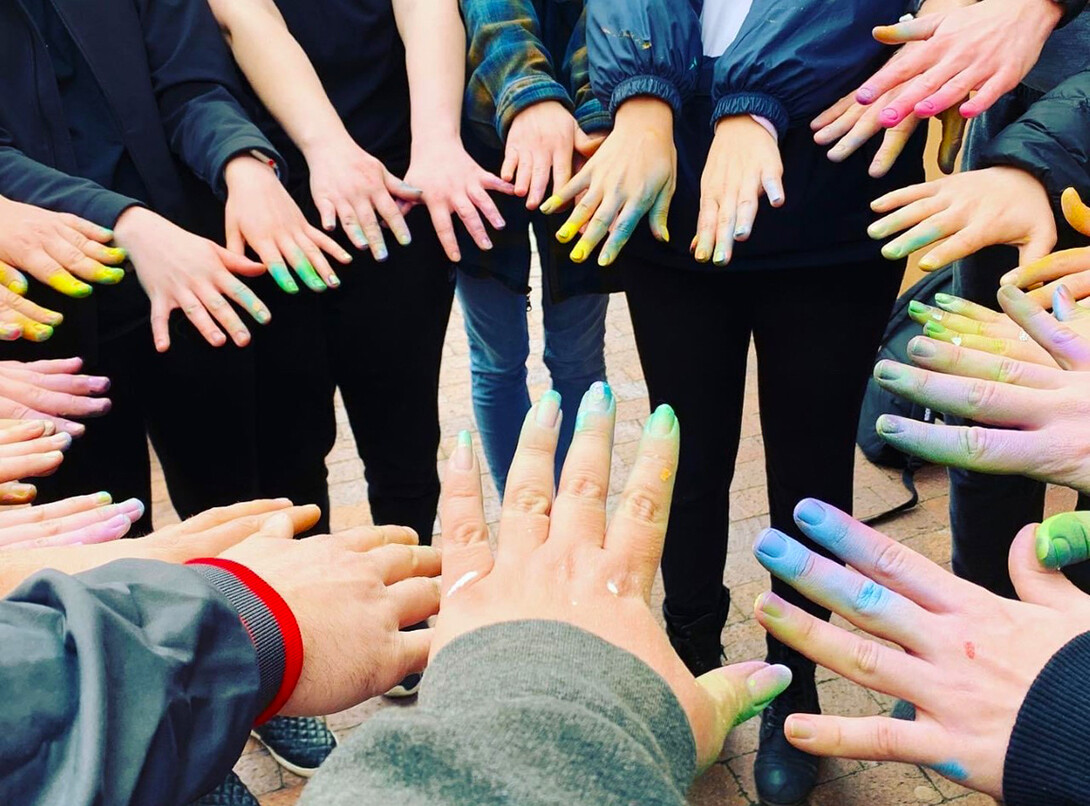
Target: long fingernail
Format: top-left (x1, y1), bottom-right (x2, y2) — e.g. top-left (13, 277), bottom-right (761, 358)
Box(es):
top-left (787, 716), bottom-right (815, 740)
top-left (646, 403), bottom-right (677, 437)
top-left (794, 499), bottom-right (825, 526)
top-left (452, 430), bottom-right (474, 470)
top-left (754, 529), bottom-right (789, 559)
top-left (536, 390), bottom-right (562, 428)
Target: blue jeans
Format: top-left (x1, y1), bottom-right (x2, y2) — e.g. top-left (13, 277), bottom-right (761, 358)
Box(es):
top-left (456, 268), bottom-right (607, 495)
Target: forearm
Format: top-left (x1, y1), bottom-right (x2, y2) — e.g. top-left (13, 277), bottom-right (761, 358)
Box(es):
top-left (210, 0), bottom-right (354, 157)
top-left (394, 0), bottom-right (466, 152)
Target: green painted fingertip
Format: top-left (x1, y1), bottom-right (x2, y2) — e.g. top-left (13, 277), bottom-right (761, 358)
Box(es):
top-left (646, 403), bottom-right (677, 437)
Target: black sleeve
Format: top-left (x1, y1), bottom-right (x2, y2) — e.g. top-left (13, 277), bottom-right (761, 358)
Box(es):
top-left (0, 561), bottom-right (268, 806)
top-left (1056, 0), bottom-right (1088, 27)
top-left (1003, 630), bottom-right (1090, 805)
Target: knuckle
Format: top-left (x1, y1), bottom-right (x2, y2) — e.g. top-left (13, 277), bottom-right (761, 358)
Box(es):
top-left (851, 636), bottom-right (882, 676)
top-left (791, 547), bottom-right (818, 581)
top-left (873, 720), bottom-right (901, 758)
top-left (995, 358), bottom-right (1020, 384)
top-left (872, 541), bottom-right (909, 580)
top-left (851, 579), bottom-right (889, 616)
top-left (563, 471), bottom-right (607, 502)
top-left (965, 380), bottom-right (994, 413)
top-left (960, 426), bottom-right (992, 461)
top-left (507, 483), bottom-right (552, 516)
top-left (447, 520), bottom-right (489, 547)
top-left (621, 488), bottom-right (664, 526)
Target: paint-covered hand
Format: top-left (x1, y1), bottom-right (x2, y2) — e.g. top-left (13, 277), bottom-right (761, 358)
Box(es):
top-left (855, 0), bottom-right (1061, 124)
top-left (434, 384), bottom-right (791, 770)
top-left (0, 418), bottom-right (71, 505)
top-left (217, 512), bottom-right (440, 716)
top-left (402, 139), bottom-right (513, 263)
top-left (0, 492), bottom-right (143, 550)
top-left (694, 116), bottom-right (784, 267)
top-left (304, 135), bottom-right (421, 263)
top-left (869, 166), bottom-right (1055, 270)
top-left (0, 196), bottom-right (126, 298)
top-left (224, 154), bottom-right (353, 294)
top-left (503, 100), bottom-right (578, 211)
top-left (812, 79), bottom-right (965, 177)
top-left (113, 206), bottom-right (271, 351)
top-left (0, 285), bottom-right (63, 343)
top-left (751, 499), bottom-right (1090, 798)
top-left (0, 357), bottom-right (111, 437)
top-left (1000, 188), bottom-right (1090, 307)
top-left (541, 98), bottom-right (676, 267)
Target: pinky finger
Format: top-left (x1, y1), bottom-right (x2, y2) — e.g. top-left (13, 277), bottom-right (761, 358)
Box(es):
top-left (960, 74), bottom-right (1015, 119)
top-left (784, 713), bottom-right (945, 769)
top-left (6, 514), bottom-right (133, 550)
top-left (149, 296), bottom-right (173, 352)
top-left (763, 172), bottom-right (785, 208)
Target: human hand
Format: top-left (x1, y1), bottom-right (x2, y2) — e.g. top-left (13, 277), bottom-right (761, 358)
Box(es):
top-left (812, 83), bottom-right (966, 177)
top-left (218, 513), bottom-right (441, 715)
top-left (503, 101), bottom-right (578, 211)
top-left (541, 98), bottom-right (676, 267)
top-left (693, 115), bottom-right (784, 266)
top-left (750, 498), bottom-right (1090, 798)
top-left (0, 285), bottom-right (63, 342)
top-left (0, 419), bottom-right (69, 504)
top-left (304, 135), bottom-right (421, 262)
top-left (869, 166), bottom-right (1056, 270)
top-left (113, 206), bottom-right (271, 351)
top-left (224, 155), bottom-right (352, 294)
top-left (0, 492), bottom-right (143, 550)
top-left (403, 138), bottom-right (512, 262)
top-left (856, 0), bottom-right (1062, 123)
top-left (999, 188), bottom-right (1090, 305)
top-left (434, 385), bottom-right (792, 770)
top-left (0, 357), bottom-right (111, 436)
top-left (0, 196), bottom-right (126, 298)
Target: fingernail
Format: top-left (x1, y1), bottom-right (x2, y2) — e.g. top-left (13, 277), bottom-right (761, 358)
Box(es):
top-left (452, 430), bottom-right (474, 470)
top-left (118, 498), bottom-right (145, 520)
top-left (94, 491), bottom-right (113, 504)
top-left (7, 278), bottom-right (27, 295)
top-left (694, 247), bottom-right (710, 262)
top-left (907, 300), bottom-right (929, 318)
top-left (57, 432), bottom-right (73, 450)
top-left (880, 108), bottom-right (899, 124)
top-left (255, 309), bottom-right (271, 324)
top-left (916, 101), bottom-right (935, 116)
top-left (713, 247), bottom-right (728, 265)
top-left (997, 285), bottom-right (1021, 302)
top-left (105, 247), bottom-right (127, 262)
top-left (858, 87), bottom-right (875, 103)
top-left (0, 324), bottom-right (20, 340)
top-left (540, 195), bottom-right (562, 214)
top-left (536, 390), bottom-right (562, 428)
top-left (787, 716), bottom-right (815, 740)
top-left (876, 414), bottom-right (901, 435)
top-left (55, 275), bottom-right (93, 297)
top-left (327, 273), bottom-right (341, 287)
top-left (27, 324), bottom-right (54, 341)
top-left (874, 361), bottom-right (901, 381)
top-left (578, 382), bottom-right (613, 418)
top-left (934, 292), bottom-right (955, 307)
top-left (557, 224), bottom-right (577, 243)
top-left (918, 255), bottom-right (939, 271)
top-left (481, 238), bottom-right (493, 251)
top-left (96, 267), bottom-right (126, 284)
top-left (999, 271), bottom-right (1018, 286)
top-left (647, 403), bottom-right (677, 437)
top-left (923, 322), bottom-right (951, 340)
top-left (747, 664), bottom-right (793, 704)
top-left (795, 499), bottom-right (825, 526)
top-left (756, 591), bottom-right (785, 618)
top-left (909, 337), bottom-right (936, 358)
top-left (661, 226), bottom-right (670, 243)
top-left (570, 244), bottom-right (588, 263)
top-left (754, 529), bottom-right (788, 559)
top-left (734, 224), bottom-right (750, 240)
top-left (398, 232), bottom-right (412, 246)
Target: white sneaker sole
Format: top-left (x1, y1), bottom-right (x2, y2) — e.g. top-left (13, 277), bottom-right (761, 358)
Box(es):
top-left (249, 728), bottom-right (338, 779)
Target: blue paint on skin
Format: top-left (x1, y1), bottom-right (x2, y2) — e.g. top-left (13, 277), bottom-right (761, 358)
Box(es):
top-left (930, 761), bottom-right (969, 781)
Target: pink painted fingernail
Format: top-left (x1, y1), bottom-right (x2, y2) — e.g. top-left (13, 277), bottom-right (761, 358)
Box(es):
top-left (857, 87), bottom-right (876, 103)
top-left (880, 108), bottom-right (900, 124)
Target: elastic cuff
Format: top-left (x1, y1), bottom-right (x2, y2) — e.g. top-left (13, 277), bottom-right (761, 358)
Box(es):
top-left (496, 77), bottom-right (573, 141)
top-left (609, 75), bottom-right (682, 118)
top-left (711, 92), bottom-right (789, 139)
top-left (575, 100), bottom-right (613, 135)
top-left (187, 558), bottom-right (304, 724)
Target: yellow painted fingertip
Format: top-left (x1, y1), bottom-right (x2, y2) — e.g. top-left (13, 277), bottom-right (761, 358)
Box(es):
top-left (540, 195), bottom-right (563, 215)
top-left (104, 246), bottom-right (128, 264)
top-left (557, 223), bottom-right (578, 244)
top-left (25, 323), bottom-right (54, 342)
top-left (1062, 188), bottom-right (1090, 237)
top-left (918, 255), bottom-right (940, 271)
top-left (51, 274), bottom-right (93, 298)
top-left (570, 243), bottom-right (589, 263)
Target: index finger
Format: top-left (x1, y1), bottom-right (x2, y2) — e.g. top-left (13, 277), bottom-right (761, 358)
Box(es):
top-left (438, 430), bottom-right (493, 596)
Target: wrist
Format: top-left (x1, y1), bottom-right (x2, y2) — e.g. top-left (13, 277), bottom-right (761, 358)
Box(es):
top-left (614, 97), bottom-right (674, 134)
top-left (297, 125), bottom-right (356, 163)
top-left (223, 153), bottom-right (279, 193)
top-left (112, 205), bottom-right (156, 244)
top-left (410, 125), bottom-right (461, 157)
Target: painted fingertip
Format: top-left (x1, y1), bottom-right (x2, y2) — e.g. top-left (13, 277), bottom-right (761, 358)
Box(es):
top-left (918, 255), bottom-right (941, 271)
top-left (915, 100), bottom-right (936, 117)
top-left (57, 431), bottom-right (73, 451)
top-left (540, 195), bottom-right (562, 215)
top-left (327, 272), bottom-right (342, 288)
top-left (746, 663), bottom-right (793, 705)
top-left (880, 107), bottom-right (900, 125)
top-left (557, 224), bottom-right (577, 244)
top-left (576, 382), bottom-right (614, 427)
top-left (923, 321), bottom-right (950, 340)
top-left (713, 247), bottom-right (728, 266)
top-left (268, 263), bottom-right (298, 294)
top-left (0, 324), bottom-right (20, 341)
top-left (694, 247), bottom-right (711, 263)
top-left (26, 323), bottom-right (54, 342)
top-left (104, 246), bottom-right (128, 263)
top-left (794, 498), bottom-right (826, 526)
top-left (875, 414), bottom-right (901, 435)
top-left (7, 278), bottom-right (28, 295)
top-left (873, 360), bottom-right (902, 382)
top-left (753, 529), bottom-right (789, 560)
top-left (646, 403), bottom-right (677, 438)
top-left (94, 491), bottom-right (113, 504)
top-left (754, 590), bottom-right (786, 618)
top-left (734, 224), bottom-right (751, 241)
top-left (96, 267), bottom-right (126, 284)
top-left (597, 250), bottom-right (614, 267)
top-left (660, 225), bottom-right (670, 244)
top-left (570, 243), bottom-right (589, 263)
top-left (857, 87), bottom-right (876, 104)
top-left (54, 275), bottom-right (93, 298)
top-left (452, 429), bottom-right (474, 470)
top-left (535, 389), bottom-right (562, 428)
top-left (397, 232), bottom-right (412, 246)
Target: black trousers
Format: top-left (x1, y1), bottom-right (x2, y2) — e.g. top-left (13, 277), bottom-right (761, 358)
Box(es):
top-left (622, 255), bottom-right (901, 630)
top-left (249, 204), bottom-right (453, 543)
top-left (2, 281), bottom-right (260, 535)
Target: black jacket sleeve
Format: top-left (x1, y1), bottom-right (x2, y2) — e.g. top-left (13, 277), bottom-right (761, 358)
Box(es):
top-left (587, 0), bottom-right (702, 119)
top-left (1056, 0), bottom-right (1089, 27)
top-left (0, 561), bottom-right (269, 806)
top-left (710, 0), bottom-right (911, 136)
top-left (1003, 630), bottom-right (1090, 805)
top-left (134, 0), bottom-right (285, 196)
top-left (978, 69), bottom-right (1090, 241)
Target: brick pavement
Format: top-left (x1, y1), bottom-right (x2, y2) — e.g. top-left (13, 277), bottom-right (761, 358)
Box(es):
top-left (150, 259), bottom-right (1076, 806)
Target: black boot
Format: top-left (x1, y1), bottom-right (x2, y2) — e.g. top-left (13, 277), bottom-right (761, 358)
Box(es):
top-left (754, 642), bottom-right (821, 806)
top-left (663, 586), bottom-right (730, 677)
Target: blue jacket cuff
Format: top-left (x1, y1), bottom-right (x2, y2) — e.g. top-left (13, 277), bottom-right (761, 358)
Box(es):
top-left (575, 98), bottom-right (612, 135)
top-left (609, 75), bottom-right (682, 118)
top-left (711, 92), bottom-right (789, 139)
top-left (496, 77), bottom-right (573, 141)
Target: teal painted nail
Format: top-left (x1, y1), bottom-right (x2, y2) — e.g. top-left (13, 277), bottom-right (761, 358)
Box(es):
top-left (646, 404), bottom-right (677, 437)
top-left (269, 263), bottom-right (298, 294)
top-left (575, 382), bottom-right (613, 430)
top-left (453, 429), bottom-right (473, 470)
top-left (294, 261), bottom-right (325, 292)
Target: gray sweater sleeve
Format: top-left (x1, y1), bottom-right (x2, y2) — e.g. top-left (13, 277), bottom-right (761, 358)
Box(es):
top-left (302, 620), bottom-right (697, 806)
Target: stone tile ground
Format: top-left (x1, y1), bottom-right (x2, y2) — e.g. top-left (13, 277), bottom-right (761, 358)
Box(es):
top-left (150, 259), bottom-right (1076, 806)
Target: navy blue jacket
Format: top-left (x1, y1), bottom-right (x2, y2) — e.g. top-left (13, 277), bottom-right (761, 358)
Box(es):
top-left (585, 0), bottom-right (925, 272)
top-left (0, 0), bottom-right (283, 233)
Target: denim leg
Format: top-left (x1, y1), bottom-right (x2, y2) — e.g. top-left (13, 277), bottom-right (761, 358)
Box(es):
top-left (541, 270), bottom-right (608, 483)
top-left (456, 269), bottom-right (532, 495)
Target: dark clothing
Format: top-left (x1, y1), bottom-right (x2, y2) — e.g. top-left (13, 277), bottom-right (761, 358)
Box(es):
top-left (248, 205), bottom-right (453, 542)
top-left (623, 255), bottom-right (902, 622)
top-left (0, 560), bottom-right (281, 806)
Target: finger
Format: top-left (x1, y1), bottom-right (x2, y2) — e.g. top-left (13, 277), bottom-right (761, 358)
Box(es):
top-left (555, 186), bottom-right (600, 244)
top-left (548, 382), bottom-right (615, 552)
top-left (826, 109), bottom-right (884, 162)
top-left (713, 199), bottom-right (737, 267)
top-left (1061, 187), bottom-right (1090, 237)
top-left (693, 195), bottom-right (718, 263)
top-left (338, 203), bottom-right (370, 252)
top-left (813, 99), bottom-right (867, 145)
top-left (0, 420), bottom-right (53, 444)
top-left (398, 627), bottom-right (433, 675)
top-left (960, 72), bottom-right (1015, 119)
top-left (297, 232), bottom-right (344, 288)
top-left (333, 524), bottom-right (419, 553)
top-left (351, 202), bottom-right (386, 263)
top-left (149, 295), bottom-right (172, 352)
top-left (176, 289), bottom-right (227, 348)
top-left (0, 482), bottom-right (36, 504)
top-left (880, 216), bottom-right (951, 261)
top-left (438, 430), bottom-right (493, 595)
top-left (453, 194), bottom-right (494, 251)
top-left (184, 505), bottom-right (320, 558)
top-left (316, 196), bottom-right (337, 232)
top-left (373, 186), bottom-right (412, 247)
top-left (527, 154), bottom-right (553, 211)
top-left (250, 238), bottom-right (300, 295)
top-left (903, 336), bottom-right (1062, 390)
top-left (0, 286), bottom-right (64, 326)
top-left (867, 196), bottom-right (946, 241)
top-left (0, 432), bottom-right (73, 459)
top-left (282, 242), bottom-right (327, 293)
top-left (761, 170), bottom-right (784, 208)
top-left (869, 118), bottom-right (918, 178)
top-left (603, 404), bottom-right (678, 597)
top-left (0, 261), bottom-right (28, 294)
top-left (733, 194), bottom-right (759, 243)
top-left (4, 312), bottom-right (54, 343)
top-left (58, 213), bottom-right (115, 244)
top-left (500, 146), bottom-right (519, 184)
top-left (0, 358), bottom-right (83, 374)
top-left (0, 490), bottom-right (111, 528)
top-left (225, 218), bottom-right (246, 255)
top-left (870, 13), bottom-right (942, 47)
top-left (570, 194), bottom-right (620, 263)
top-left (997, 285), bottom-right (1090, 370)
top-left (0, 450), bottom-right (65, 483)
top-left (387, 576), bottom-right (441, 628)
top-left (921, 321), bottom-right (1058, 367)
top-left (51, 226), bottom-right (127, 276)
top-left (3, 368), bottom-right (110, 398)
top-left (598, 200), bottom-right (647, 266)
top-left (783, 713), bottom-right (946, 769)
top-left (1019, 231), bottom-right (1056, 267)
top-left (497, 391), bottom-right (562, 560)
top-left (936, 107), bottom-right (967, 174)
top-left (3, 512), bottom-right (134, 550)
top-left (39, 241), bottom-right (109, 293)
top-left (906, 300), bottom-right (1016, 338)
top-left (427, 203), bottom-right (462, 262)
top-left (0, 378), bottom-right (108, 419)
top-left (918, 226), bottom-right (993, 271)
top-left (930, 292), bottom-right (1009, 324)
top-left (369, 543), bottom-right (442, 585)
top-left (541, 166), bottom-right (592, 215)
top-left (477, 169), bottom-right (515, 196)
top-left (222, 280), bottom-right (271, 327)
top-left (878, 63), bottom-right (960, 127)
top-left (1001, 248), bottom-right (1090, 289)
top-left (513, 150), bottom-right (533, 199)
top-left (174, 498), bottom-right (297, 533)
top-left (811, 92), bottom-right (857, 131)
top-left (1052, 285), bottom-right (1088, 323)
top-left (551, 149), bottom-right (572, 204)
top-left (755, 590), bottom-right (934, 702)
top-left (195, 284), bottom-right (250, 347)
top-left (871, 181), bottom-right (935, 214)
top-left (789, 498), bottom-right (963, 611)
top-left (1014, 520), bottom-right (1088, 606)
top-left (0, 498), bottom-right (142, 548)
top-left (913, 69), bottom-right (976, 118)
top-left (467, 182), bottom-right (507, 231)
top-left (1035, 511), bottom-right (1090, 571)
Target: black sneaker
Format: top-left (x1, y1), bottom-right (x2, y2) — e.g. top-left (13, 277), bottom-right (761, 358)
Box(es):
top-left (754, 653), bottom-right (821, 806)
top-left (890, 699), bottom-right (917, 721)
top-left (190, 771), bottom-right (258, 806)
top-left (251, 716), bottom-right (337, 778)
top-left (663, 587), bottom-right (730, 677)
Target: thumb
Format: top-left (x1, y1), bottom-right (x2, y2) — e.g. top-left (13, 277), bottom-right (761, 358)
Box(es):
top-left (694, 661), bottom-right (792, 769)
top-left (385, 170), bottom-right (423, 203)
top-left (873, 13), bottom-right (942, 45)
top-left (1011, 519), bottom-right (1087, 613)
top-left (936, 109), bottom-right (966, 175)
top-left (1062, 188), bottom-right (1090, 237)
top-left (224, 218), bottom-right (245, 255)
top-left (215, 245), bottom-right (266, 277)
top-left (1032, 511), bottom-right (1090, 571)
top-left (1019, 234), bottom-right (1055, 267)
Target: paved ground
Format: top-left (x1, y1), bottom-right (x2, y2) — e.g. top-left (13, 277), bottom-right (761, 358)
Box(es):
top-left (150, 256), bottom-right (1073, 806)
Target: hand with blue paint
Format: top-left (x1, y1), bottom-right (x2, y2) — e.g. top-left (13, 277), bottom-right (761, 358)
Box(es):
top-left (434, 385), bottom-right (792, 770)
top-left (693, 116), bottom-right (784, 267)
top-left (223, 153), bottom-right (354, 294)
top-left (541, 98), bottom-right (676, 267)
top-left (751, 498), bottom-right (1090, 799)
top-left (869, 166), bottom-right (1056, 271)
